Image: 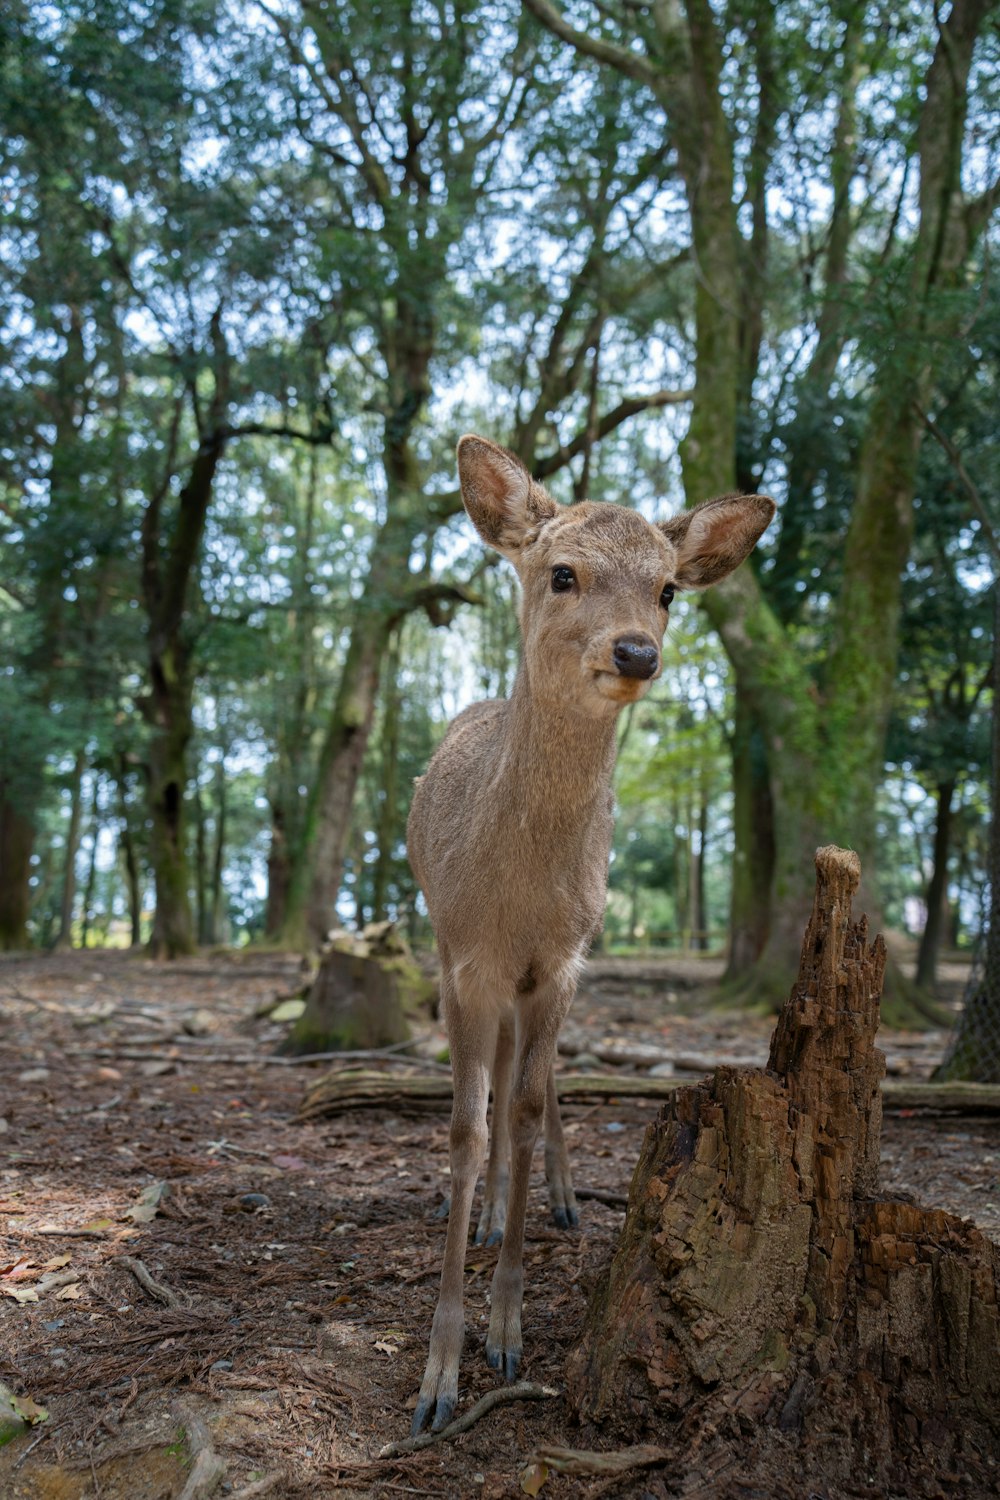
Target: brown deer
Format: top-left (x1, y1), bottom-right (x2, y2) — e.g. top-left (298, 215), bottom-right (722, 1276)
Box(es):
top-left (406, 435), bottom-right (775, 1433)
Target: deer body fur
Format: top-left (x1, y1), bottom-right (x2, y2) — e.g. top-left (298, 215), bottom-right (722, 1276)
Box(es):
top-left (406, 436), bottom-right (775, 1434)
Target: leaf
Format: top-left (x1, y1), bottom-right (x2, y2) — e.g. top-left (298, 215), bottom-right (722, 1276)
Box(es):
top-left (11, 1393), bottom-right (49, 1425)
top-left (0, 1257), bottom-right (36, 1281)
top-left (270, 998), bottom-right (306, 1022)
top-left (54, 1282), bottom-right (83, 1300)
top-left (520, 1461), bottom-right (549, 1496)
top-left (41, 1254), bottom-right (72, 1272)
top-left (374, 1339), bottom-right (398, 1356)
top-left (271, 1153), bottom-right (306, 1171)
top-left (0, 1286), bottom-right (38, 1304)
top-left (128, 1181), bottom-right (169, 1224)
top-left (79, 1218), bottom-right (115, 1233)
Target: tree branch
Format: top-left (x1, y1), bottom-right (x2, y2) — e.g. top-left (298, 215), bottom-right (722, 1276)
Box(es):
top-left (534, 387), bottom-right (692, 479)
top-left (523, 0), bottom-right (660, 88)
top-left (914, 402), bottom-right (1000, 566)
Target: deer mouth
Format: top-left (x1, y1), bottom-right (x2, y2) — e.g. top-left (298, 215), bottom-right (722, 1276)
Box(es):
top-left (592, 669), bottom-right (651, 704)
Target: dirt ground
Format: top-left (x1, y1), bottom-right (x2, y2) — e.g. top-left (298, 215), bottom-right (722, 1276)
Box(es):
top-left (1, 949), bottom-right (996, 1500)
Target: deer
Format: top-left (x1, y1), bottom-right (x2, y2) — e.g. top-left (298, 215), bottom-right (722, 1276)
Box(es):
top-left (406, 435), bottom-right (775, 1434)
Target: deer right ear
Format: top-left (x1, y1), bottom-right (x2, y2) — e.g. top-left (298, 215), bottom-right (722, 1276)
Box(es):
top-left (457, 435), bottom-right (558, 558)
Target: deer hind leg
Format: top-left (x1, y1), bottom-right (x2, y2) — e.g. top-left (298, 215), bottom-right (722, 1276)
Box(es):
top-left (486, 976), bottom-right (574, 1381)
top-left (475, 1012), bottom-right (513, 1246)
top-left (413, 979), bottom-right (497, 1436)
top-left (544, 1063), bottom-right (579, 1229)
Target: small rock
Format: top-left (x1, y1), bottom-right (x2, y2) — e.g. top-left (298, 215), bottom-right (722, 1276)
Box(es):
top-left (211, 1359), bottom-right (233, 1372)
top-left (181, 1008), bottom-right (218, 1036)
top-left (18, 1068), bottom-right (49, 1084)
top-left (568, 1052), bottom-right (603, 1071)
top-left (239, 1193), bottom-right (271, 1210)
top-left (649, 1063), bottom-right (676, 1078)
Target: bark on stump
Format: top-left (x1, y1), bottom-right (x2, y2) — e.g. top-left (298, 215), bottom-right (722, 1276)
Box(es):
top-left (569, 847), bottom-right (1000, 1495)
top-left (282, 921), bottom-right (435, 1054)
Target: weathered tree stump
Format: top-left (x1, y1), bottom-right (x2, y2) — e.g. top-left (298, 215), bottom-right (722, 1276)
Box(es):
top-left (568, 847), bottom-right (1000, 1495)
top-left (282, 922), bottom-right (436, 1054)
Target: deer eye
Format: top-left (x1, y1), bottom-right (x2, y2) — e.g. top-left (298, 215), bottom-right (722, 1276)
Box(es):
top-left (660, 585), bottom-right (675, 609)
top-left (552, 566), bottom-right (575, 592)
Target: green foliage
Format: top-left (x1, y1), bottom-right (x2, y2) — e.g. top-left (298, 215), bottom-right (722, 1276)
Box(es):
top-left (0, 0), bottom-right (995, 984)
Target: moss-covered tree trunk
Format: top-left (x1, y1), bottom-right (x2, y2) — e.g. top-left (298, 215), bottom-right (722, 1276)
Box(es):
top-left (725, 688), bottom-right (773, 975)
top-left (282, 564), bottom-right (401, 949)
top-left (569, 847), bottom-right (1000, 1494)
top-left (145, 650), bottom-right (197, 959)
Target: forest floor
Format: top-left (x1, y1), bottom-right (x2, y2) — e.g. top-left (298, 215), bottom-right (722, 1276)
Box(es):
top-left (0, 947), bottom-right (995, 1500)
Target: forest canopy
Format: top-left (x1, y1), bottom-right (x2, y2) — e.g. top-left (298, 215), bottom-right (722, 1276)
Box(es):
top-left (1, 0), bottom-right (997, 1012)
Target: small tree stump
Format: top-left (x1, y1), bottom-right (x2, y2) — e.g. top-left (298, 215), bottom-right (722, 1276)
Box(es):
top-left (568, 847), bottom-right (1000, 1494)
top-left (282, 922), bottom-right (436, 1054)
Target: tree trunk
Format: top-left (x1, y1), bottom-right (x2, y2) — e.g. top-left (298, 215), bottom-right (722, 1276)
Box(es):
top-left (916, 778), bottom-right (956, 990)
top-left (194, 782), bottom-right (209, 945)
top-left (568, 847), bottom-right (1000, 1495)
top-left (0, 791), bottom-right (34, 950)
top-left (54, 750), bottom-right (86, 950)
top-left (116, 759), bottom-right (142, 947)
top-left (79, 775), bottom-right (101, 949)
top-left (265, 803), bottom-right (290, 940)
top-left (210, 759), bottom-right (226, 943)
top-left (725, 690), bottom-right (773, 975)
top-left (371, 628), bottom-right (402, 924)
top-left (284, 507), bottom-right (412, 949)
top-left (146, 661), bottom-right (196, 958)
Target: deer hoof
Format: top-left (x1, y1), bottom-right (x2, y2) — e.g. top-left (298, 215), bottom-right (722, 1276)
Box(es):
top-left (485, 1341), bottom-right (521, 1381)
top-left (411, 1389), bottom-right (456, 1436)
top-left (430, 1394), bottom-right (456, 1431)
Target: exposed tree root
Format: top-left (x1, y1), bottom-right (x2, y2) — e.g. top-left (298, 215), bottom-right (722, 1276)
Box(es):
top-left (378, 1382), bottom-right (559, 1459)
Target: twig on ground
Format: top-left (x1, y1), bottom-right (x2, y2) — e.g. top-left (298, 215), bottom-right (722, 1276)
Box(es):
top-left (121, 1256), bottom-right (185, 1309)
top-left (10, 1429), bottom-right (49, 1473)
top-left (575, 1187), bottom-right (629, 1209)
top-left (378, 1382), bottom-right (559, 1459)
top-left (73, 1044), bottom-right (451, 1072)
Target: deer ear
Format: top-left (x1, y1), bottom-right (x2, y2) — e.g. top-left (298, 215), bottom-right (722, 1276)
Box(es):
top-left (457, 435), bottom-right (558, 557)
top-left (659, 493), bottom-right (776, 589)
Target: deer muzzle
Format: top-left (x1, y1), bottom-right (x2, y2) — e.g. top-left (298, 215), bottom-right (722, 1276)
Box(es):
top-left (612, 636), bottom-right (660, 680)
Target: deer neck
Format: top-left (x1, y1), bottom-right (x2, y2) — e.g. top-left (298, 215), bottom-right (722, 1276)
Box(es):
top-left (500, 661), bottom-right (618, 827)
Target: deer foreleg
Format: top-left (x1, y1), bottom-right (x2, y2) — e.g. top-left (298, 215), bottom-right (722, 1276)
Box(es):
top-left (475, 1013), bottom-right (513, 1246)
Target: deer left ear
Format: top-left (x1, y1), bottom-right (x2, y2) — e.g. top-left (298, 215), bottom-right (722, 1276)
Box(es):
top-left (659, 493), bottom-right (776, 589)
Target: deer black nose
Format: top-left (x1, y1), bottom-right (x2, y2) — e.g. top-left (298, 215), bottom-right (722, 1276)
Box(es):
top-left (613, 636), bottom-right (659, 680)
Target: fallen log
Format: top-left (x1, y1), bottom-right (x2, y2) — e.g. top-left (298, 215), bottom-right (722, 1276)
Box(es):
top-left (566, 847), bottom-right (1000, 1497)
top-left (297, 1065), bottom-right (1000, 1119)
top-left (297, 1070), bottom-right (693, 1118)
